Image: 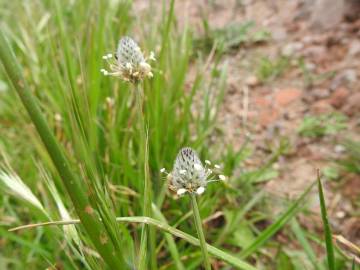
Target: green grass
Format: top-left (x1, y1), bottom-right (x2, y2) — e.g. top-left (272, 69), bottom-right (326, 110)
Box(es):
top-left (0, 1), bottom-right (358, 269)
top-left (255, 55), bottom-right (290, 82)
top-left (317, 173), bottom-right (335, 270)
top-left (298, 113), bottom-right (348, 138)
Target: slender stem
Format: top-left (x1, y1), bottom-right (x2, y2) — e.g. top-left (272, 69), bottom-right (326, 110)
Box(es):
top-left (136, 84), bottom-right (156, 270)
top-left (190, 193), bottom-right (212, 270)
top-left (0, 30), bottom-right (124, 268)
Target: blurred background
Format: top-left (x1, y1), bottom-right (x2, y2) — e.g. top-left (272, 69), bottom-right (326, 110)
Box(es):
top-left (0, 0), bottom-right (359, 269)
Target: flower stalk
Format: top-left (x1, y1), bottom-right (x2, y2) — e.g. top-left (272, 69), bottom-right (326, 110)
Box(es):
top-left (136, 83), bottom-right (155, 270)
top-left (103, 36), bottom-right (156, 269)
top-left (191, 193), bottom-right (212, 270)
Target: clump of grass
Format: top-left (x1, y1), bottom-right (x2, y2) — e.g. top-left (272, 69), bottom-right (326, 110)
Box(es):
top-left (339, 140), bottom-right (360, 174)
top-left (298, 113), bottom-right (347, 138)
top-left (255, 55), bottom-right (290, 82)
top-left (297, 58), bottom-right (336, 89)
top-left (194, 20), bottom-right (270, 55)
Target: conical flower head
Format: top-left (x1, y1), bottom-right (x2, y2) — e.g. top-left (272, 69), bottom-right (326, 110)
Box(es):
top-left (100, 36), bottom-right (155, 83)
top-left (161, 147), bottom-right (227, 196)
top-left (171, 148), bottom-right (208, 194)
top-left (116, 36), bottom-right (145, 67)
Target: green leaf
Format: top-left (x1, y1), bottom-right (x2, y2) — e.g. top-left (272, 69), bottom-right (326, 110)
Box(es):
top-left (317, 174), bottom-right (335, 270)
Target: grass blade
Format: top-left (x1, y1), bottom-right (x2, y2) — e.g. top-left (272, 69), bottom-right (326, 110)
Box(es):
top-left (291, 218), bottom-right (324, 270)
top-left (240, 181), bottom-right (316, 259)
top-left (317, 171), bottom-right (335, 270)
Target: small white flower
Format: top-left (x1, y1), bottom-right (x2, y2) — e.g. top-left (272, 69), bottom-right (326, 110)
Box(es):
top-left (205, 160), bottom-right (211, 165)
top-left (166, 147), bottom-right (226, 196)
top-left (196, 186), bottom-right (205, 195)
top-left (101, 36), bottom-right (154, 83)
top-left (149, 51), bottom-right (156, 61)
top-left (177, 188), bottom-right (187, 195)
top-left (160, 168), bottom-right (166, 173)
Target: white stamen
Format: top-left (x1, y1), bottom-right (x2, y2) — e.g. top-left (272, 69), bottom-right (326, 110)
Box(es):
top-left (103, 70), bottom-right (109, 76)
top-left (179, 169), bottom-right (186, 175)
top-left (149, 51), bottom-right (156, 61)
top-left (102, 55), bottom-right (108, 59)
top-left (140, 62), bottom-right (151, 72)
top-left (160, 168), bottom-right (166, 173)
top-left (205, 160), bottom-right (211, 165)
top-left (177, 188), bottom-right (187, 195)
top-left (214, 164), bottom-right (221, 169)
top-left (194, 164), bottom-right (202, 171)
top-left (219, 175), bottom-right (226, 181)
top-left (196, 186), bottom-right (205, 195)
top-left (207, 169), bottom-right (213, 174)
top-left (107, 53), bottom-right (113, 58)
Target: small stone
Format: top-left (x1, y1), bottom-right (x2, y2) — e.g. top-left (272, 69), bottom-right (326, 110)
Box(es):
top-left (334, 145), bottom-right (346, 153)
top-left (348, 40), bottom-right (360, 57)
top-left (342, 69), bottom-right (357, 83)
top-left (281, 42), bottom-right (304, 56)
top-left (329, 87), bottom-right (350, 108)
top-left (245, 75), bottom-right (260, 87)
top-left (275, 88), bottom-right (302, 106)
top-left (312, 88), bottom-right (330, 99)
top-left (336, 211), bottom-right (346, 219)
top-left (259, 109), bottom-right (279, 126)
top-left (344, 92), bottom-right (360, 116)
top-left (312, 99), bottom-right (333, 114)
top-left (310, 0), bottom-right (345, 30)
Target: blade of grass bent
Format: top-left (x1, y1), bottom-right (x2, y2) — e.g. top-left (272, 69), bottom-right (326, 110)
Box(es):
top-left (317, 172), bottom-right (335, 270)
top-left (10, 216), bottom-right (258, 270)
top-left (0, 30), bottom-right (124, 268)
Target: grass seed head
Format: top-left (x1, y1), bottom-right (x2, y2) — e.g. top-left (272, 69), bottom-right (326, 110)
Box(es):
top-left (161, 147), bottom-right (227, 196)
top-left (101, 36), bottom-right (154, 83)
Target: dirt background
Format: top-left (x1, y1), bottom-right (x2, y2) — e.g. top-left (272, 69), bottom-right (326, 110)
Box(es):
top-left (136, 0), bottom-right (360, 253)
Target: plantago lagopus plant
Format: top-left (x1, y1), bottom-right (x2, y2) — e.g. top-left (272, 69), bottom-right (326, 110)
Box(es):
top-left (101, 36), bottom-right (156, 269)
top-left (161, 147), bottom-right (227, 270)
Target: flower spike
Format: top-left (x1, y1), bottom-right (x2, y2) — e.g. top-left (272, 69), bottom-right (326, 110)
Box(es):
top-left (161, 147), bottom-right (227, 196)
top-left (101, 36), bottom-right (154, 83)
